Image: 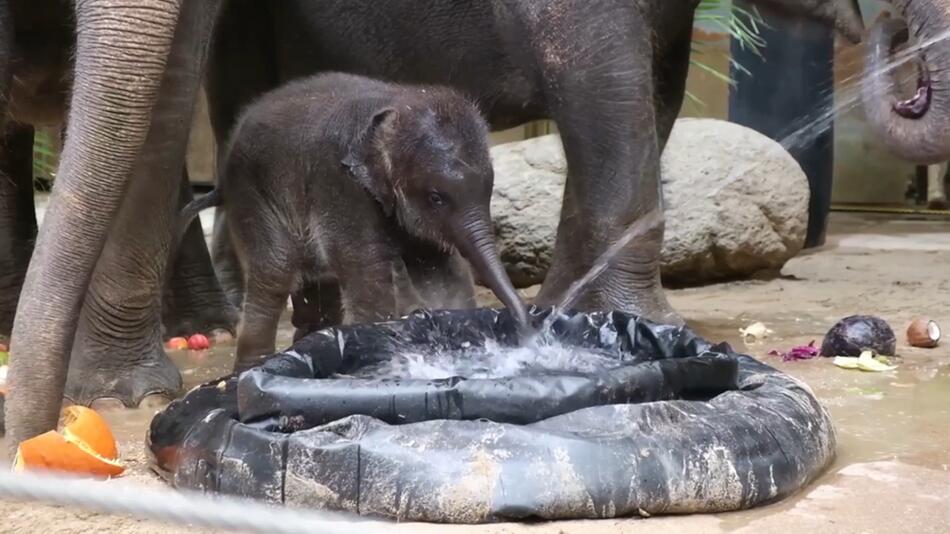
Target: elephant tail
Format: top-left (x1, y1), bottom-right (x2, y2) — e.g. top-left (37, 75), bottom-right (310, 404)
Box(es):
top-left (177, 189), bottom-right (223, 244)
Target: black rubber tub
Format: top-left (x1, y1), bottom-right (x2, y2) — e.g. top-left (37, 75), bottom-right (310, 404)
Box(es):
top-left (147, 307), bottom-right (836, 523)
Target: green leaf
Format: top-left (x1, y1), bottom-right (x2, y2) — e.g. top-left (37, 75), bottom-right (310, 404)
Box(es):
top-left (33, 130), bottom-right (60, 181)
top-left (692, 0), bottom-right (764, 86)
top-left (690, 59), bottom-right (735, 85)
top-left (685, 89), bottom-right (705, 107)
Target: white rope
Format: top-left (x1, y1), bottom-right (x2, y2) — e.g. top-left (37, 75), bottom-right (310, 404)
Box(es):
top-left (0, 469), bottom-right (389, 533)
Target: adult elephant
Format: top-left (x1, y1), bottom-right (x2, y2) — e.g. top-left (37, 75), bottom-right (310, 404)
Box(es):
top-left (4, 0), bottom-right (227, 450)
top-left (862, 1), bottom-right (950, 164)
top-left (207, 0), bottom-right (865, 339)
top-left (4, 0), bottom-right (863, 451)
top-left (0, 1), bottom-right (237, 344)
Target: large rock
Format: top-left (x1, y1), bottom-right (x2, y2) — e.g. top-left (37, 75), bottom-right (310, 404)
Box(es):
top-left (490, 118), bottom-right (809, 287)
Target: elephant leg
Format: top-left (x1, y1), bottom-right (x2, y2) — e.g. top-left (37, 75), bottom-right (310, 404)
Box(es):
top-left (206, 0), bottom-right (279, 310)
top-left (7, 0), bottom-right (218, 448)
top-left (334, 247), bottom-right (400, 325)
top-left (236, 270), bottom-right (293, 372)
top-left (927, 162), bottom-right (948, 209)
top-left (290, 279), bottom-right (343, 342)
top-left (654, 20), bottom-right (694, 152)
top-left (532, 11), bottom-right (680, 325)
top-left (0, 123), bottom-right (36, 340)
top-left (65, 0), bottom-right (222, 408)
top-left (403, 248), bottom-right (476, 310)
top-left (162, 167), bottom-right (238, 340)
top-left (233, 230), bottom-right (295, 371)
top-left (211, 209), bottom-right (244, 309)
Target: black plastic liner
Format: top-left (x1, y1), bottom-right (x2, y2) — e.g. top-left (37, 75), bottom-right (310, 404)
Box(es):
top-left (148, 307), bottom-right (836, 523)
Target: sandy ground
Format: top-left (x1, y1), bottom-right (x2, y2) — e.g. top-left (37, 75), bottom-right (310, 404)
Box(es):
top-left (2, 212), bottom-right (950, 533)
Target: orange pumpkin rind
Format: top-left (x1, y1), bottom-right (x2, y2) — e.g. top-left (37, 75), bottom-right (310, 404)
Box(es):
top-left (14, 406), bottom-right (125, 478)
top-left (61, 406), bottom-right (119, 460)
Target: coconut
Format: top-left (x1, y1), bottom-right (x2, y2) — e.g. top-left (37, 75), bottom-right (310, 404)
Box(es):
top-left (906, 318), bottom-right (941, 348)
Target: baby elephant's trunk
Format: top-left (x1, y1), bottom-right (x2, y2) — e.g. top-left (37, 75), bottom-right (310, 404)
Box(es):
top-left (452, 208), bottom-right (529, 330)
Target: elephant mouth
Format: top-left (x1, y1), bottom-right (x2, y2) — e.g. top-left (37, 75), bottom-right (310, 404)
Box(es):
top-left (894, 64), bottom-right (932, 119)
top-left (885, 18), bottom-right (933, 120)
top-left (860, 5), bottom-right (950, 165)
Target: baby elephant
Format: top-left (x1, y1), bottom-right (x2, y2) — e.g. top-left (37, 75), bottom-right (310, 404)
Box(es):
top-left (182, 72), bottom-right (527, 370)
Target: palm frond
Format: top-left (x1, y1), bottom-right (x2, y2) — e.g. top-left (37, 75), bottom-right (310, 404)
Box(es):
top-left (32, 130), bottom-right (59, 183)
top-left (688, 0), bottom-right (766, 106)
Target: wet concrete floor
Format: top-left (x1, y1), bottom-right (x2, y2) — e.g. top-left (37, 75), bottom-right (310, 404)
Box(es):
top-left (2, 212), bottom-right (950, 533)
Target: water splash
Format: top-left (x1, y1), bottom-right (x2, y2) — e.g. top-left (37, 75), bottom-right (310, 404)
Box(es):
top-left (780, 26), bottom-right (950, 153)
top-left (518, 208), bottom-right (665, 342)
top-left (703, 26), bottom-right (950, 203)
top-left (555, 208), bottom-right (664, 312)
top-left (358, 25), bottom-right (950, 376)
top-left (522, 26), bottom-right (950, 327)
top-left (345, 337), bottom-right (619, 380)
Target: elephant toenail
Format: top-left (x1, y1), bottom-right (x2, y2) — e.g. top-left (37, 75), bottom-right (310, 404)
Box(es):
top-left (90, 397), bottom-right (127, 412)
top-left (209, 328), bottom-right (235, 345)
top-left (140, 393), bottom-right (172, 410)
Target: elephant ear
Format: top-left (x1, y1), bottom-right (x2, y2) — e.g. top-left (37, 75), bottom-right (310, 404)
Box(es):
top-left (342, 107), bottom-right (398, 216)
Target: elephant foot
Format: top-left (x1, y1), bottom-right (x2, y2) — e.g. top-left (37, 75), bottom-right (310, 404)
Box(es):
top-left (89, 393), bottom-right (172, 413)
top-left (589, 282), bottom-right (683, 326)
top-left (208, 328), bottom-right (235, 344)
top-left (537, 226), bottom-right (684, 326)
top-left (65, 338), bottom-right (183, 408)
top-left (165, 201), bottom-right (241, 340)
top-left (536, 277), bottom-right (683, 326)
top-left (162, 308), bottom-right (239, 341)
top-left (162, 275), bottom-right (239, 340)
top-left (928, 197), bottom-right (948, 210)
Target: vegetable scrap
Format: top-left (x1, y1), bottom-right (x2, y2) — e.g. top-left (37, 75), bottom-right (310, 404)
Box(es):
top-left (166, 334), bottom-right (211, 351)
top-left (165, 337), bottom-right (189, 350)
top-left (820, 315), bottom-right (896, 357)
top-left (740, 322), bottom-right (773, 343)
top-left (832, 350), bottom-right (897, 372)
top-left (187, 333), bottom-right (211, 350)
top-left (14, 406), bottom-right (125, 477)
top-left (769, 340), bottom-right (819, 362)
top-left (906, 318), bottom-right (941, 348)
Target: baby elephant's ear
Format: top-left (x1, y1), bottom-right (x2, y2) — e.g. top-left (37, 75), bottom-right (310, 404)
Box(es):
top-left (342, 107), bottom-right (397, 216)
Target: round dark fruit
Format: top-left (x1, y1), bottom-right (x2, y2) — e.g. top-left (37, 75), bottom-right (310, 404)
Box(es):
top-left (820, 315), bottom-right (896, 357)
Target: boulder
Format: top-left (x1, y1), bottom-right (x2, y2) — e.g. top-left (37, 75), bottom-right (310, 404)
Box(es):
top-left (490, 118), bottom-right (809, 287)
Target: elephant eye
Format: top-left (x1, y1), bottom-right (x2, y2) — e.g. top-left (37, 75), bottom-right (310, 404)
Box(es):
top-left (427, 192), bottom-right (446, 207)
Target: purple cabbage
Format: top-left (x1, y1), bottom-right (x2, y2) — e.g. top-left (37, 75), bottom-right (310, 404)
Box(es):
top-left (769, 340), bottom-right (819, 362)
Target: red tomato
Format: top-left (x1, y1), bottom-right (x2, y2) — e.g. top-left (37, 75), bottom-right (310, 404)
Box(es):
top-left (188, 334), bottom-right (211, 351)
top-left (165, 337), bottom-right (189, 351)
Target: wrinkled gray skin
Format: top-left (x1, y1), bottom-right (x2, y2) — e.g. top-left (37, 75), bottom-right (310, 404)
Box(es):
top-left (4, 0), bottom-right (225, 451)
top-left (861, 0), bottom-right (950, 164)
top-left (207, 0), bottom-right (866, 341)
top-left (0, 2), bottom-right (236, 346)
top-left (5, 0), bottom-right (864, 451)
top-left (186, 73), bottom-right (527, 370)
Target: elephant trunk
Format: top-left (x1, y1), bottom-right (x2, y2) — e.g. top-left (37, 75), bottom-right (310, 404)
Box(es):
top-left (835, 0), bottom-right (867, 44)
top-left (752, 0), bottom-right (864, 42)
top-left (452, 208), bottom-right (529, 329)
top-left (861, 1), bottom-right (950, 164)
